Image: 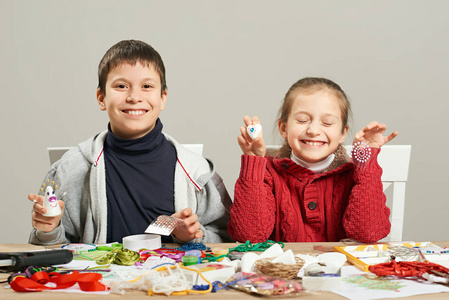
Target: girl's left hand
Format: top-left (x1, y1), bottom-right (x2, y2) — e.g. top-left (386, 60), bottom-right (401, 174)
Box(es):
top-left (354, 121), bottom-right (398, 148)
top-left (171, 208), bottom-right (203, 242)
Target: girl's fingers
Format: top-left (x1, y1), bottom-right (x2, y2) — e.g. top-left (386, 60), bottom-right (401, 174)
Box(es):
top-left (240, 126), bottom-right (255, 144)
top-left (240, 126), bottom-right (248, 139)
top-left (385, 131), bottom-right (399, 143)
top-left (355, 128), bottom-right (365, 140)
top-left (243, 116), bottom-right (252, 126)
top-left (237, 135), bottom-right (250, 150)
top-left (365, 121), bottom-right (379, 130)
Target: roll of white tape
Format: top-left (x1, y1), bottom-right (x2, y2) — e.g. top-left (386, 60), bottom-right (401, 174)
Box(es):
top-left (122, 234), bottom-right (161, 251)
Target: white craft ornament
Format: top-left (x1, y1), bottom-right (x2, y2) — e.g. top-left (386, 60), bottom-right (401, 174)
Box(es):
top-left (272, 249), bottom-right (296, 265)
top-left (295, 253), bottom-right (319, 266)
top-left (317, 252), bottom-right (347, 267)
top-left (258, 243), bottom-right (284, 259)
top-left (241, 252), bottom-right (259, 273)
top-left (317, 253), bottom-right (346, 274)
top-left (42, 186), bottom-right (62, 217)
top-left (247, 124), bottom-right (262, 140)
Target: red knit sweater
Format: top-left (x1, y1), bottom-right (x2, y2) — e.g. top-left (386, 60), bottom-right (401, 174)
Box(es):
top-left (228, 148), bottom-right (391, 243)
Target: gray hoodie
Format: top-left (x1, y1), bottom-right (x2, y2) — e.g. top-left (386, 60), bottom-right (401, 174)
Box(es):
top-left (29, 130), bottom-right (232, 245)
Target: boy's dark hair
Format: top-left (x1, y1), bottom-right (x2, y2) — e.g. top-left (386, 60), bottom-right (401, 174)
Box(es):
top-left (97, 40), bottom-right (167, 95)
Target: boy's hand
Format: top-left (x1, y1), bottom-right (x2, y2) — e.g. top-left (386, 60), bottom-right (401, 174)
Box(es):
top-left (171, 208), bottom-right (203, 242)
top-left (238, 115), bottom-right (266, 157)
top-left (28, 193), bottom-right (64, 232)
top-left (354, 121), bottom-right (398, 148)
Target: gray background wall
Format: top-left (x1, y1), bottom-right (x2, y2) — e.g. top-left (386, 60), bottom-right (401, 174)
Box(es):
top-left (1, 0), bottom-right (448, 243)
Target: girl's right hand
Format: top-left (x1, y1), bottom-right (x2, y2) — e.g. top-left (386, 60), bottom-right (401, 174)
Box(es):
top-left (238, 116), bottom-right (266, 157)
top-left (28, 193), bottom-right (65, 232)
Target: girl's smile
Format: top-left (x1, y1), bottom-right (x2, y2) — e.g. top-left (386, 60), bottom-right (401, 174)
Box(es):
top-left (301, 140), bottom-right (327, 147)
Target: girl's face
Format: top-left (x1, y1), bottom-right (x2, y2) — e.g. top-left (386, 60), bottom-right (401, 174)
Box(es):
top-left (96, 62), bottom-right (167, 140)
top-left (279, 89), bottom-right (348, 163)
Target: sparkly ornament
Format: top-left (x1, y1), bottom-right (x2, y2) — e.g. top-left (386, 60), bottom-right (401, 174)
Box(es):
top-left (350, 141), bottom-right (372, 163)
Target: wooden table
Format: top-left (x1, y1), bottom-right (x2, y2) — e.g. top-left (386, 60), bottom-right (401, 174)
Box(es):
top-left (2, 242), bottom-right (449, 299)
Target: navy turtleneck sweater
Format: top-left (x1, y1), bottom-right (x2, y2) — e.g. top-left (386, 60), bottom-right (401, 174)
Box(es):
top-left (104, 119), bottom-right (176, 243)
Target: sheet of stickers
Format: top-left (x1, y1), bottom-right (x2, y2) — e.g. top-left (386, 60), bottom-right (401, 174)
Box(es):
top-left (334, 242), bottom-right (449, 272)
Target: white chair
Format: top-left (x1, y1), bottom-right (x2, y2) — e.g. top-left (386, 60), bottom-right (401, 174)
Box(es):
top-left (266, 145), bottom-right (412, 242)
top-left (48, 144), bottom-right (204, 165)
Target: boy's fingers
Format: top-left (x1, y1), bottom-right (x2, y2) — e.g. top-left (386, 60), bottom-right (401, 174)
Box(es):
top-left (194, 230), bottom-right (204, 239)
top-left (182, 207), bottom-right (192, 217)
top-left (172, 208), bottom-right (192, 219)
top-left (183, 214), bottom-right (199, 227)
top-left (28, 193), bottom-right (42, 204)
top-left (187, 222), bottom-right (201, 234)
top-left (171, 211), bottom-right (182, 219)
top-left (35, 206), bottom-right (47, 215)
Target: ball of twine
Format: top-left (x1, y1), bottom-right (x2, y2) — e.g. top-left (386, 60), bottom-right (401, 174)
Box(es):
top-left (255, 257), bottom-right (305, 279)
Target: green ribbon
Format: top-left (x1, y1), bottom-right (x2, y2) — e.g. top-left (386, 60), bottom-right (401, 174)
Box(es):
top-left (228, 240), bottom-right (284, 253)
top-left (96, 248), bottom-right (140, 266)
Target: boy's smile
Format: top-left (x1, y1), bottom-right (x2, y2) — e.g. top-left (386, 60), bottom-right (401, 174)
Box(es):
top-left (97, 62), bottom-right (167, 139)
top-left (122, 109), bottom-right (148, 117)
top-left (279, 89), bottom-right (348, 163)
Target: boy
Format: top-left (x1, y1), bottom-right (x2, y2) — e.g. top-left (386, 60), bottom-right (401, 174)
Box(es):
top-left (28, 40), bottom-right (232, 244)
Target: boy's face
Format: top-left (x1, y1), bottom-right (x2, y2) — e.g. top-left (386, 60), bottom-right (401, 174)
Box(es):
top-left (279, 89), bottom-right (348, 163)
top-left (97, 62), bottom-right (167, 139)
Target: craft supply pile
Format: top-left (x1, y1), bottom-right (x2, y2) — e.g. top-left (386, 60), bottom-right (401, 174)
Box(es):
top-left (3, 238), bottom-right (449, 297)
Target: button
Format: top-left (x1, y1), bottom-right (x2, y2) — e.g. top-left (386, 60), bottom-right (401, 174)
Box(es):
top-left (281, 163), bottom-right (289, 170)
top-left (308, 201), bottom-right (317, 210)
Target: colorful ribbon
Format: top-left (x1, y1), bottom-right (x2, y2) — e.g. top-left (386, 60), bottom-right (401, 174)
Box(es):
top-left (10, 270), bottom-right (108, 292)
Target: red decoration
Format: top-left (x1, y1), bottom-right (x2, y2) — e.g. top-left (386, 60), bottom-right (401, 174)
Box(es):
top-left (369, 259), bottom-right (449, 280)
top-left (10, 270), bottom-right (108, 292)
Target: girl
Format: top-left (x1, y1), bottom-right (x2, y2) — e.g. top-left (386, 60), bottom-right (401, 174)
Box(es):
top-left (228, 77), bottom-right (398, 243)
